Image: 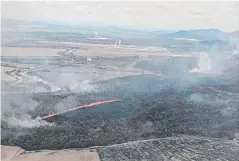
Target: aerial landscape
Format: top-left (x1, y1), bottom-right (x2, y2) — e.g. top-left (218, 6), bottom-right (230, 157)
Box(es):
top-left (1, 1), bottom-right (239, 161)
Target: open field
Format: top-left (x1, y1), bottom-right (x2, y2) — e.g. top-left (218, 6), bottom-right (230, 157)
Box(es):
top-left (1, 47), bottom-right (62, 57)
top-left (1, 44), bottom-right (169, 57)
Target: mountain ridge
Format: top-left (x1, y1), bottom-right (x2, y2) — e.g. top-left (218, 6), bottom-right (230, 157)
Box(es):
top-left (165, 29), bottom-right (237, 41)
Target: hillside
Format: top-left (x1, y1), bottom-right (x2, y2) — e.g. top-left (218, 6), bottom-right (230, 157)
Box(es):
top-left (2, 135), bottom-right (238, 161)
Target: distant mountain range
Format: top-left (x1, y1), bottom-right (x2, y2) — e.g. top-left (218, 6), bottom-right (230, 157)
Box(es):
top-left (2, 19), bottom-right (238, 52)
top-left (230, 30), bottom-right (239, 38)
top-left (163, 29), bottom-right (239, 41)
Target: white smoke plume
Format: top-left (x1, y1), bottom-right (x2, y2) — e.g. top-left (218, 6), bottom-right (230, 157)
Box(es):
top-left (1, 95), bottom-right (54, 128)
top-left (70, 80), bottom-right (98, 93)
top-left (189, 53), bottom-right (212, 74)
top-left (3, 115), bottom-right (54, 128)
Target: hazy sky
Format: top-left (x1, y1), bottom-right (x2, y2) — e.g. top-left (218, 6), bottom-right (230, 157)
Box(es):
top-left (2, 1), bottom-right (239, 31)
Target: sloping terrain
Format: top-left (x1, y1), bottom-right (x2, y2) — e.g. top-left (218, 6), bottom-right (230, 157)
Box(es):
top-left (2, 135), bottom-right (238, 161)
top-left (97, 135), bottom-right (239, 161)
top-left (1, 46), bottom-right (238, 158)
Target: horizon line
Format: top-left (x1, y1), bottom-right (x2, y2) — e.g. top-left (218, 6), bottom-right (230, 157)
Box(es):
top-left (2, 18), bottom-right (239, 33)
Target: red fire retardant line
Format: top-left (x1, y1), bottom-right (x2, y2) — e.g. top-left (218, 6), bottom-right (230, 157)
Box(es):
top-left (40, 99), bottom-right (120, 120)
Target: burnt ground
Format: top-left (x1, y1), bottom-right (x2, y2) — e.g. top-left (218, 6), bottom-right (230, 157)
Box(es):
top-left (96, 135), bottom-right (239, 161)
top-left (1, 74), bottom-right (238, 150)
